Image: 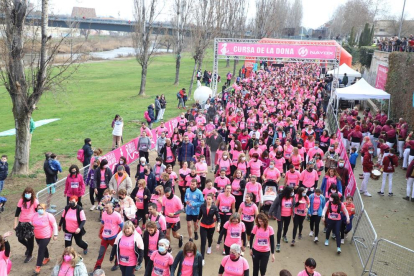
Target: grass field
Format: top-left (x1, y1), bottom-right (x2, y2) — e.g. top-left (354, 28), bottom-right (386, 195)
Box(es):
top-left (0, 51), bottom-right (230, 194)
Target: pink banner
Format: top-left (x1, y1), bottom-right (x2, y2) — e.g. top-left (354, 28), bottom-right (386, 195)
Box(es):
top-left (375, 64), bottom-right (388, 90)
top-left (101, 116), bottom-right (180, 171)
top-left (218, 42), bottom-right (337, 59)
top-left (336, 130), bottom-right (357, 196)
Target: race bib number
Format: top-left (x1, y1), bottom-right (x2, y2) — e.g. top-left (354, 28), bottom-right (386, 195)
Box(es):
top-left (148, 249), bottom-right (154, 257)
top-left (257, 239), bottom-right (268, 245)
top-left (103, 229), bottom-right (112, 236)
top-left (310, 187), bottom-right (314, 191)
top-left (329, 213), bottom-right (339, 219)
top-left (243, 214), bottom-right (253, 221)
top-left (230, 229), bottom-right (241, 238)
top-left (296, 210), bottom-right (305, 215)
top-left (71, 182), bottom-right (79, 189)
top-left (312, 211), bottom-right (318, 216)
top-left (241, 139), bottom-right (247, 143)
top-left (285, 154), bottom-right (291, 158)
top-left (289, 183), bottom-right (295, 187)
top-left (119, 255), bottom-right (129, 264)
top-left (167, 156), bottom-right (173, 161)
top-left (220, 206), bottom-right (230, 213)
top-left (284, 202), bottom-right (292, 208)
top-left (154, 267), bottom-right (164, 276)
top-left (100, 181), bottom-right (107, 189)
top-left (64, 233), bottom-right (72, 241)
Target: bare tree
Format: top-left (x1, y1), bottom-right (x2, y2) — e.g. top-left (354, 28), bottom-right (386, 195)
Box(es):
top-left (188, 0), bottom-right (225, 97)
top-left (172, 0), bottom-right (191, 85)
top-left (253, 0), bottom-right (291, 39)
top-left (133, 0), bottom-right (165, 96)
top-left (0, 0), bottom-right (84, 175)
top-left (289, 0), bottom-right (303, 35)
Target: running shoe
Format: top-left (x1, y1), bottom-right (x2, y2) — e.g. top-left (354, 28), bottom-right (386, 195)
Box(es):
top-left (309, 231), bottom-right (314, 237)
top-left (283, 236), bottom-right (288, 243)
top-left (388, 193), bottom-right (393, 197)
top-left (194, 232), bottom-right (199, 240)
top-left (111, 265), bottom-right (119, 271)
top-left (337, 247), bottom-right (342, 254)
top-left (207, 247), bottom-right (212, 254)
top-left (325, 239), bottom-right (329, 246)
top-left (298, 234), bottom-right (302, 240)
top-left (314, 237), bottom-right (319, 243)
top-left (364, 192), bottom-right (372, 197)
top-left (341, 239), bottom-right (344, 244)
top-left (179, 235), bottom-right (183, 248)
top-left (377, 191), bottom-right (384, 196)
top-left (276, 244), bottom-right (281, 252)
top-left (291, 240), bottom-right (295, 246)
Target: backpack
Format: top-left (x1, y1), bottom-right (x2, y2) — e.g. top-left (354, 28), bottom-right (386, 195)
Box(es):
top-left (149, 214), bottom-right (162, 231)
top-left (77, 148), bottom-right (84, 163)
top-left (144, 111), bottom-right (151, 123)
top-left (177, 92), bottom-right (182, 100)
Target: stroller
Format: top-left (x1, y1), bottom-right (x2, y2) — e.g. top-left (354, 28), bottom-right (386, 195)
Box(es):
top-left (0, 196), bottom-right (7, 214)
top-left (261, 181), bottom-right (278, 215)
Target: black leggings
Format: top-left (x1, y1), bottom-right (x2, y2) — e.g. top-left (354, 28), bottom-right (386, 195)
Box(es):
top-left (326, 219), bottom-right (342, 248)
top-left (120, 265), bottom-right (135, 276)
top-left (89, 187), bottom-right (95, 205)
top-left (139, 151), bottom-right (149, 163)
top-left (292, 215), bottom-right (306, 240)
top-left (219, 214), bottom-right (231, 232)
top-left (310, 215), bottom-right (322, 237)
top-left (96, 187), bottom-right (106, 203)
top-left (18, 235), bottom-right (34, 256)
top-left (179, 186), bottom-right (186, 205)
top-left (224, 245), bottom-right (230, 255)
top-left (277, 216), bottom-right (291, 244)
top-left (234, 195), bottom-right (243, 212)
top-left (64, 232), bottom-right (88, 250)
top-left (252, 249), bottom-right (270, 276)
top-left (200, 176), bottom-right (206, 191)
top-left (200, 226), bottom-right (215, 259)
top-left (136, 209), bottom-right (146, 227)
top-left (35, 238), bottom-right (50, 266)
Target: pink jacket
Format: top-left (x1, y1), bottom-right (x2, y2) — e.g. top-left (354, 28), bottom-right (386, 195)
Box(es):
top-left (64, 174), bottom-right (85, 197)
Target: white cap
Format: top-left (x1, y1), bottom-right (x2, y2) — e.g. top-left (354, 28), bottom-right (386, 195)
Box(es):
top-left (140, 157), bottom-right (146, 163)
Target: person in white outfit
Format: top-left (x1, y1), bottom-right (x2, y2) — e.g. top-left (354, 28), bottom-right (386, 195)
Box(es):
top-left (403, 159), bottom-right (414, 202)
top-left (112, 117), bottom-right (124, 150)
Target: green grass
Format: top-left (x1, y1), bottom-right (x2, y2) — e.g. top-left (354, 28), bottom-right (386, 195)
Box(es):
top-left (0, 51), bottom-right (230, 175)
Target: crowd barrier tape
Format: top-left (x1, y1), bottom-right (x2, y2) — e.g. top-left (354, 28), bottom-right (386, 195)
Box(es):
top-left (36, 115), bottom-right (181, 216)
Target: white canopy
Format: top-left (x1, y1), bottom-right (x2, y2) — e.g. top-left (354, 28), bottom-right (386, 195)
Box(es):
top-left (328, 63), bottom-right (362, 78)
top-left (335, 78), bottom-right (390, 100)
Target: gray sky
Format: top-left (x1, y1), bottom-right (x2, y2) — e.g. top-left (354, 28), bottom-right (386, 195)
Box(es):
top-left (44, 0), bottom-right (412, 29)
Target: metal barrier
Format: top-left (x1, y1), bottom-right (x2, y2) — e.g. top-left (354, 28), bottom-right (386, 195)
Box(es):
top-left (352, 209), bottom-right (377, 274)
top-left (36, 164), bottom-right (90, 216)
top-left (326, 102), bottom-right (339, 134)
top-left (368, 239), bottom-right (414, 276)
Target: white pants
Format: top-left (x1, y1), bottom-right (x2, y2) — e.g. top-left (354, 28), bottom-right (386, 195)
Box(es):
top-left (386, 142), bottom-right (394, 149)
top-left (398, 141), bottom-right (405, 158)
top-left (157, 108), bottom-right (166, 120)
top-left (371, 136), bottom-right (378, 157)
top-left (351, 142), bottom-right (360, 153)
top-left (361, 172), bottom-right (371, 193)
top-left (407, 178), bottom-right (414, 198)
top-left (403, 149), bottom-right (410, 168)
top-left (381, 172), bottom-right (393, 194)
top-left (342, 138), bottom-right (349, 152)
top-left (409, 156), bottom-right (414, 168)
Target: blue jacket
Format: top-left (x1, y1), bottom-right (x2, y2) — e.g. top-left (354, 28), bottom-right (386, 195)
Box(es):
top-left (185, 188), bottom-right (204, 215)
top-left (308, 194), bottom-right (326, 216)
top-left (138, 171), bottom-right (157, 193)
top-left (178, 142), bottom-right (194, 162)
top-left (147, 105), bottom-right (156, 122)
top-left (320, 177), bottom-right (342, 197)
top-left (0, 161), bottom-right (8, 181)
top-left (349, 152), bottom-right (359, 165)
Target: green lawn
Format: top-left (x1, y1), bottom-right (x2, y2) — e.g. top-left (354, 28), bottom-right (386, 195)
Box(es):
top-left (0, 52), bottom-right (230, 178)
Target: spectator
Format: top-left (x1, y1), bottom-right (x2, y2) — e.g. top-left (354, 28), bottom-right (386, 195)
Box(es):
top-left (155, 96), bottom-right (161, 122)
top-left (48, 153), bottom-right (62, 174)
top-left (112, 116), bottom-right (123, 150)
top-left (178, 88), bottom-right (186, 109)
top-left (342, 73), bottom-right (348, 87)
top-left (82, 138), bottom-right (93, 180)
top-left (147, 104), bottom-right (156, 129)
top-left (0, 155), bottom-right (8, 195)
top-left (158, 94), bottom-right (167, 121)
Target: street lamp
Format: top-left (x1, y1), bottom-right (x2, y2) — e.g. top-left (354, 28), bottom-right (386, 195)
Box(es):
top-left (398, 0), bottom-right (406, 38)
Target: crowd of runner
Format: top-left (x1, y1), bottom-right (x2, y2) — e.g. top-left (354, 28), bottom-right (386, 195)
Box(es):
top-left (4, 61), bottom-right (412, 276)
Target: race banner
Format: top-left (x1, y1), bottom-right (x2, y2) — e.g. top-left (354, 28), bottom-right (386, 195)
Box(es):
top-left (375, 64), bottom-right (388, 90)
top-left (218, 42), bottom-right (337, 60)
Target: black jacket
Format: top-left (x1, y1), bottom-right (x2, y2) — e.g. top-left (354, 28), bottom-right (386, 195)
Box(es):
top-left (160, 144), bottom-right (178, 164)
top-left (82, 144), bottom-right (93, 167)
top-left (138, 172), bottom-right (157, 193)
top-left (94, 167), bottom-right (113, 188)
top-left (143, 229), bottom-right (165, 260)
top-left (0, 161), bottom-right (8, 181)
top-left (44, 158), bottom-right (57, 184)
top-left (130, 187), bottom-right (152, 215)
top-left (198, 203), bottom-right (221, 226)
top-left (171, 251), bottom-right (203, 276)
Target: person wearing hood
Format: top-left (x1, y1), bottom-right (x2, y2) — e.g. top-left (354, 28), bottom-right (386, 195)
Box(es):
top-left (51, 246), bottom-right (88, 276)
top-left (108, 165), bottom-right (133, 199)
top-left (64, 165), bottom-right (85, 207)
top-left (147, 104), bottom-right (156, 129)
top-left (58, 196), bottom-right (88, 255)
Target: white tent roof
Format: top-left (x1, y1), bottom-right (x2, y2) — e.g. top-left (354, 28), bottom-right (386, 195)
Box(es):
top-left (328, 63), bottom-right (362, 78)
top-left (335, 78), bottom-right (390, 100)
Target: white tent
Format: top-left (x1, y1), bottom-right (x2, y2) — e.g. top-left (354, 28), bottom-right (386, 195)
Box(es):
top-left (328, 63), bottom-right (361, 86)
top-left (335, 78), bottom-right (391, 116)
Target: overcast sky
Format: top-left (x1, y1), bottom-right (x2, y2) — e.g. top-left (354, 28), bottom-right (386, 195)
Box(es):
top-left (43, 0), bottom-right (413, 29)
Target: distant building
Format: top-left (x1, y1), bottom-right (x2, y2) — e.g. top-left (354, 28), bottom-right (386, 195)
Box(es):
top-left (71, 7), bottom-right (97, 18)
top-left (374, 20), bottom-right (414, 38)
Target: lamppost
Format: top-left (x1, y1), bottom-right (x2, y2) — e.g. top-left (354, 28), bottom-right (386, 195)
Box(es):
top-left (398, 0), bottom-right (407, 38)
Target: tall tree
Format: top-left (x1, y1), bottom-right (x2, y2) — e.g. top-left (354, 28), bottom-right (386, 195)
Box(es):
top-left (133, 0), bottom-right (165, 96)
top-left (253, 0), bottom-right (290, 38)
top-left (289, 0), bottom-right (303, 35)
top-left (0, 0), bottom-right (82, 174)
top-left (172, 0), bottom-right (191, 85)
top-left (188, 0), bottom-right (225, 97)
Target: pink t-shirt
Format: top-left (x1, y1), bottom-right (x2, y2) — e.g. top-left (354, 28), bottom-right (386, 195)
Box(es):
top-left (281, 198), bottom-right (293, 217)
top-left (162, 195), bottom-right (183, 223)
top-left (285, 170), bottom-right (300, 187)
top-left (273, 158), bottom-right (285, 173)
top-left (283, 145), bottom-right (293, 159)
top-left (245, 182), bottom-right (262, 203)
top-left (263, 168), bottom-right (280, 181)
top-left (62, 208), bottom-right (86, 233)
top-left (118, 234), bottom-right (137, 266)
top-left (32, 213), bottom-right (56, 239)
top-left (215, 176), bottom-right (231, 192)
top-left (102, 211), bottom-right (122, 238)
top-left (17, 198), bottom-right (39, 223)
top-left (252, 225), bottom-right (274, 252)
top-left (178, 168), bottom-right (191, 186)
top-left (324, 176), bottom-right (338, 197)
top-left (313, 196), bottom-right (321, 213)
top-left (165, 147), bottom-right (175, 163)
top-left (290, 154), bottom-right (302, 168)
top-left (239, 202), bottom-right (258, 222)
top-left (236, 162), bottom-right (249, 176)
top-left (294, 195), bottom-right (309, 216)
top-left (148, 230), bottom-right (160, 257)
top-left (224, 221), bottom-right (246, 247)
top-left (150, 251), bottom-right (174, 276)
top-left (221, 255), bottom-right (249, 276)
top-left (231, 179), bottom-right (243, 196)
top-left (326, 202), bottom-right (345, 221)
top-left (0, 251), bottom-right (9, 276)
top-left (218, 158), bottom-right (232, 175)
top-left (195, 162), bottom-right (208, 177)
top-left (58, 262), bottom-right (74, 276)
top-left (181, 255), bottom-right (195, 275)
top-left (217, 193), bottom-right (235, 215)
top-left (248, 160), bottom-right (262, 177)
top-left (150, 214), bottom-right (167, 231)
top-left (300, 170), bottom-right (319, 188)
top-left (231, 150), bottom-right (242, 163)
top-left (185, 174), bottom-right (200, 187)
top-left (135, 189), bottom-right (145, 209)
top-left (297, 270), bottom-right (321, 276)
top-left (150, 194), bottom-right (163, 213)
top-left (203, 187), bottom-right (218, 200)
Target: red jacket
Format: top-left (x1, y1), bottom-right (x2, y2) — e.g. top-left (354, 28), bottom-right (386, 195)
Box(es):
top-left (362, 152), bottom-right (373, 173)
top-left (382, 154), bottom-right (398, 173)
top-left (64, 174), bottom-right (85, 197)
